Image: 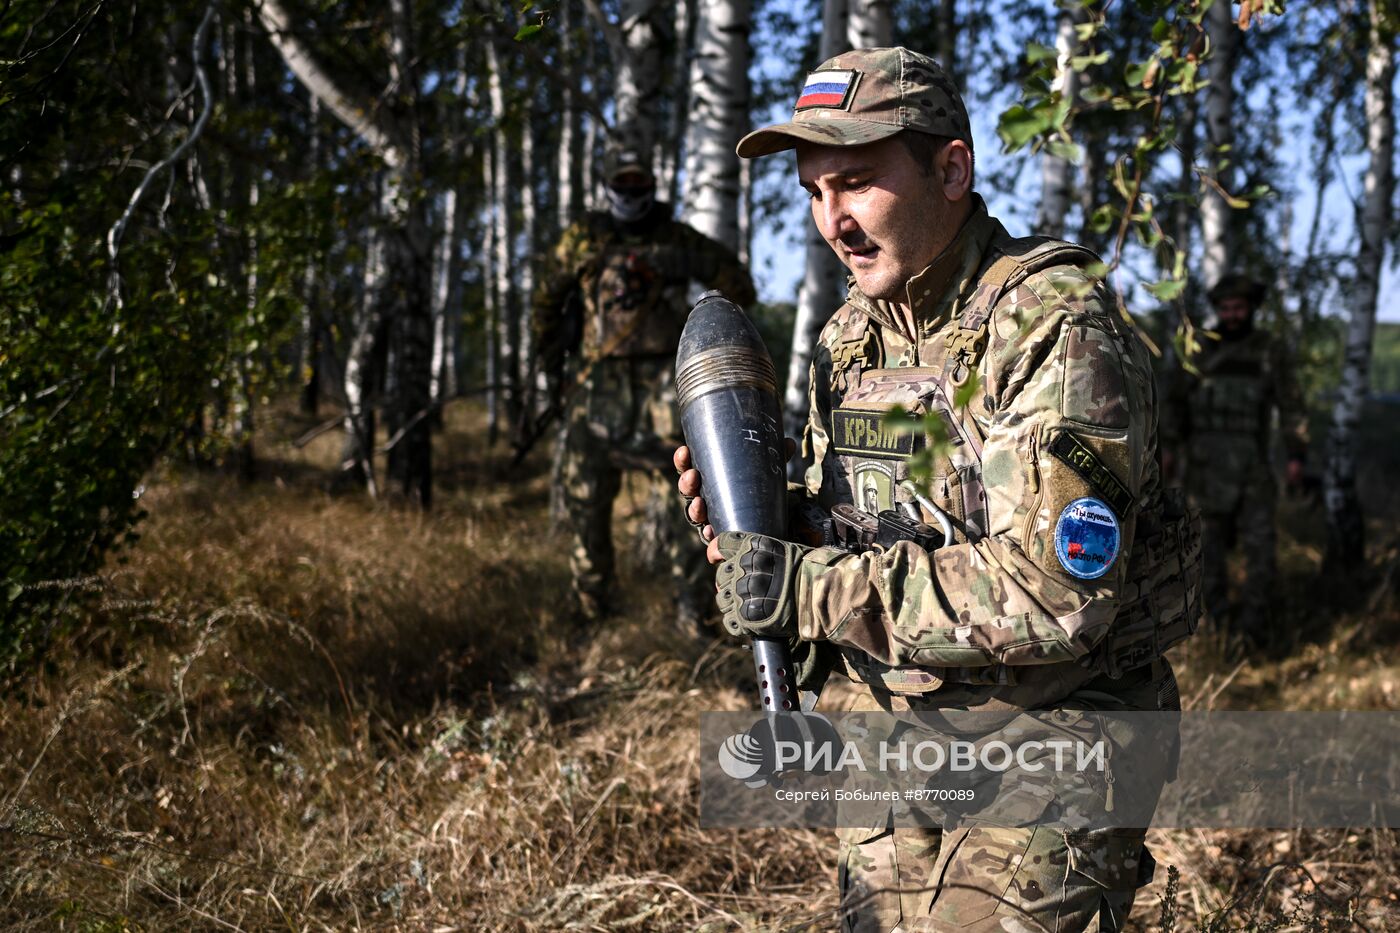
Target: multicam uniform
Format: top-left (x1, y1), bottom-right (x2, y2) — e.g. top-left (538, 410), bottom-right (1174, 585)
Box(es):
top-left (534, 201), bottom-right (755, 622)
top-left (794, 198), bottom-right (1201, 931)
top-left (1163, 327), bottom-right (1307, 634)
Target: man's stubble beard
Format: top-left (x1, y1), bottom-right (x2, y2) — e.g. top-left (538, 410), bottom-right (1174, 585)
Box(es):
top-left (852, 188), bottom-right (960, 304)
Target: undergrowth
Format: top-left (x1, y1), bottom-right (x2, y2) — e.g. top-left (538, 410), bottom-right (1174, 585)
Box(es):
top-left (1, 401), bottom-right (1396, 930)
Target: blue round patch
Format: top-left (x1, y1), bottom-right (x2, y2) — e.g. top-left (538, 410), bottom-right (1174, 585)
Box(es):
top-left (1053, 497), bottom-right (1120, 580)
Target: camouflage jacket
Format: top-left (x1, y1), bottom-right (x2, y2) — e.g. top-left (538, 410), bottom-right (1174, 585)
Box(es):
top-left (532, 202), bottom-right (756, 369)
top-left (793, 198), bottom-right (1198, 704)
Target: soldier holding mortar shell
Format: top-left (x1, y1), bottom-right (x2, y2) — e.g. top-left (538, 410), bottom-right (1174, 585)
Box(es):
top-left (676, 47), bottom-right (1202, 932)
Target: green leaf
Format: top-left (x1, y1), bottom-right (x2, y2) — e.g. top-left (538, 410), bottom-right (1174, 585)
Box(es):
top-left (514, 23), bottom-right (543, 41)
top-left (1069, 51), bottom-right (1110, 71)
top-left (1089, 205), bottom-right (1116, 235)
top-left (882, 408), bottom-right (922, 433)
top-left (1026, 41), bottom-right (1057, 64)
top-left (1151, 17), bottom-right (1171, 42)
top-left (1046, 139), bottom-right (1083, 164)
top-left (1145, 278), bottom-right (1187, 301)
top-left (1124, 59), bottom-right (1154, 87)
top-left (996, 104), bottom-right (1052, 152)
top-left (1082, 83), bottom-right (1113, 103)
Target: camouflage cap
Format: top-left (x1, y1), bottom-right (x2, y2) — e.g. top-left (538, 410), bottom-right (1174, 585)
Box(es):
top-left (737, 47), bottom-right (971, 159)
top-left (1207, 273), bottom-right (1267, 308)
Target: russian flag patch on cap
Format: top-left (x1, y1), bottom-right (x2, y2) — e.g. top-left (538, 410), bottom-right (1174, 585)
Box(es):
top-left (796, 70), bottom-right (858, 111)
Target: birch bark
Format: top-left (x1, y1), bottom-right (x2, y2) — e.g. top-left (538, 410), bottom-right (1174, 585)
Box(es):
top-left (783, 0), bottom-right (891, 480)
top-left (587, 0), bottom-right (667, 155)
top-left (681, 0), bottom-right (752, 251)
top-left (557, 0), bottom-right (583, 230)
top-left (1035, 4), bottom-right (1082, 238)
top-left (257, 0), bottom-right (433, 505)
top-left (1200, 0), bottom-right (1239, 290)
top-left (1324, 0), bottom-right (1395, 567)
top-left (486, 37), bottom-right (519, 433)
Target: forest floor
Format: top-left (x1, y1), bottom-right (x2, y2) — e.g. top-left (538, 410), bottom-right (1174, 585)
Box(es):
top-left (2, 399), bottom-right (1399, 931)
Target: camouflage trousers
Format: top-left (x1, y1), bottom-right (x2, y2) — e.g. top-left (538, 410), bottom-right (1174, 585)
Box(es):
top-left (836, 664), bottom-right (1172, 932)
top-left (559, 361), bottom-right (711, 624)
top-left (1195, 473), bottom-right (1277, 636)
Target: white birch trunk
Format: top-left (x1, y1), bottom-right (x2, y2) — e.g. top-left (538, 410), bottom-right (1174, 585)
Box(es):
top-left (256, 0), bottom-right (405, 169)
top-left (431, 188), bottom-right (458, 412)
top-left (1324, 1), bottom-right (1394, 567)
top-left (659, 0), bottom-right (692, 204)
top-left (846, 0), bottom-right (893, 49)
top-left (783, 0), bottom-right (891, 479)
top-left (259, 0), bottom-right (432, 504)
top-left (486, 38), bottom-right (518, 429)
top-left (1035, 4), bottom-right (1082, 238)
top-left (431, 60), bottom-right (469, 412)
top-left (557, 0), bottom-right (583, 230)
top-left (588, 0), bottom-right (666, 155)
top-left (343, 210), bottom-right (383, 496)
top-left (582, 18), bottom-right (600, 212)
top-left (681, 0), bottom-right (751, 252)
top-left (1200, 0), bottom-right (1238, 290)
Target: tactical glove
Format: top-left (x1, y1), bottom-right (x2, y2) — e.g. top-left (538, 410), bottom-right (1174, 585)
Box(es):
top-left (714, 532), bottom-right (809, 639)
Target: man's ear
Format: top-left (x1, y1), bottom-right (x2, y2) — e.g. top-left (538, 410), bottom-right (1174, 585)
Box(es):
top-left (937, 140), bottom-right (973, 203)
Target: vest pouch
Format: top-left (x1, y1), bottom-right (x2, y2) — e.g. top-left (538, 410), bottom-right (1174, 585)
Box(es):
top-left (831, 367), bottom-right (986, 544)
top-left (591, 245), bottom-right (683, 358)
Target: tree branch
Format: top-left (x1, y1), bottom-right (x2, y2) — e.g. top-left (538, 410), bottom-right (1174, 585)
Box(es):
top-left (105, 0), bottom-right (216, 311)
top-left (253, 0), bottom-right (406, 168)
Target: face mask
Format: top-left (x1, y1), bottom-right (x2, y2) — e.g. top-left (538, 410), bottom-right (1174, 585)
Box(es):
top-left (607, 184), bottom-right (654, 223)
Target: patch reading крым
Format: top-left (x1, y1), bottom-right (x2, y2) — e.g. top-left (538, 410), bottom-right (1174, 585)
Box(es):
top-left (831, 408), bottom-right (919, 459)
top-left (1054, 497), bottom-right (1120, 580)
top-left (1047, 431), bottom-right (1134, 517)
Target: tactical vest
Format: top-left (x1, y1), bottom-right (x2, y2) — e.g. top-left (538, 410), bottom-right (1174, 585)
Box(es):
top-left (1188, 337), bottom-right (1272, 444)
top-left (578, 216), bottom-right (686, 359)
top-left (824, 236), bottom-right (1202, 695)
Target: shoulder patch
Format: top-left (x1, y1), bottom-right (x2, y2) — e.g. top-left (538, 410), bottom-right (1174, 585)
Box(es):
top-left (1054, 497), bottom-right (1120, 580)
top-left (1047, 431), bottom-right (1134, 516)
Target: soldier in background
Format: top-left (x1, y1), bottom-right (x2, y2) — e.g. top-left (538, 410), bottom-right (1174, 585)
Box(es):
top-left (533, 147), bottom-right (755, 632)
top-left (1162, 273), bottom-right (1309, 642)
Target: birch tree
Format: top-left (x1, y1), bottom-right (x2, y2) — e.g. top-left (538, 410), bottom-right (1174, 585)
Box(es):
top-left (1324, 0), bottom-right (1395, 568)
top-left (1035, 3), bottom-right (1085, 238)
top-left (431, 63), bottom-right (470, 417)
top-left (257, 0), bottom-right (435, 506)
top-left (586, 0), bottom-right (668, 154)
top-left (681, 0), bottom-right (752, 251)
top-left (1200, 0), bottom-right (1240, 289)
top-left (847, 0), bottom-right (893, 49)
top-left (485, 36), bottom-right (520, 435)
top-left (783, 0), bottom-right (892, 480)
top-left (556, 0), bottom-right (584, 231)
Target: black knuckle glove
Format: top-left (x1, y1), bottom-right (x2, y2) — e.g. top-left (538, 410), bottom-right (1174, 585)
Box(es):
top-left (713, 532), bottom-right (808, 639)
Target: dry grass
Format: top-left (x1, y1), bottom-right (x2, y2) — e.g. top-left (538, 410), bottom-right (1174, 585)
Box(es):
top-left (1, 400), bottom-right (1397, 930)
